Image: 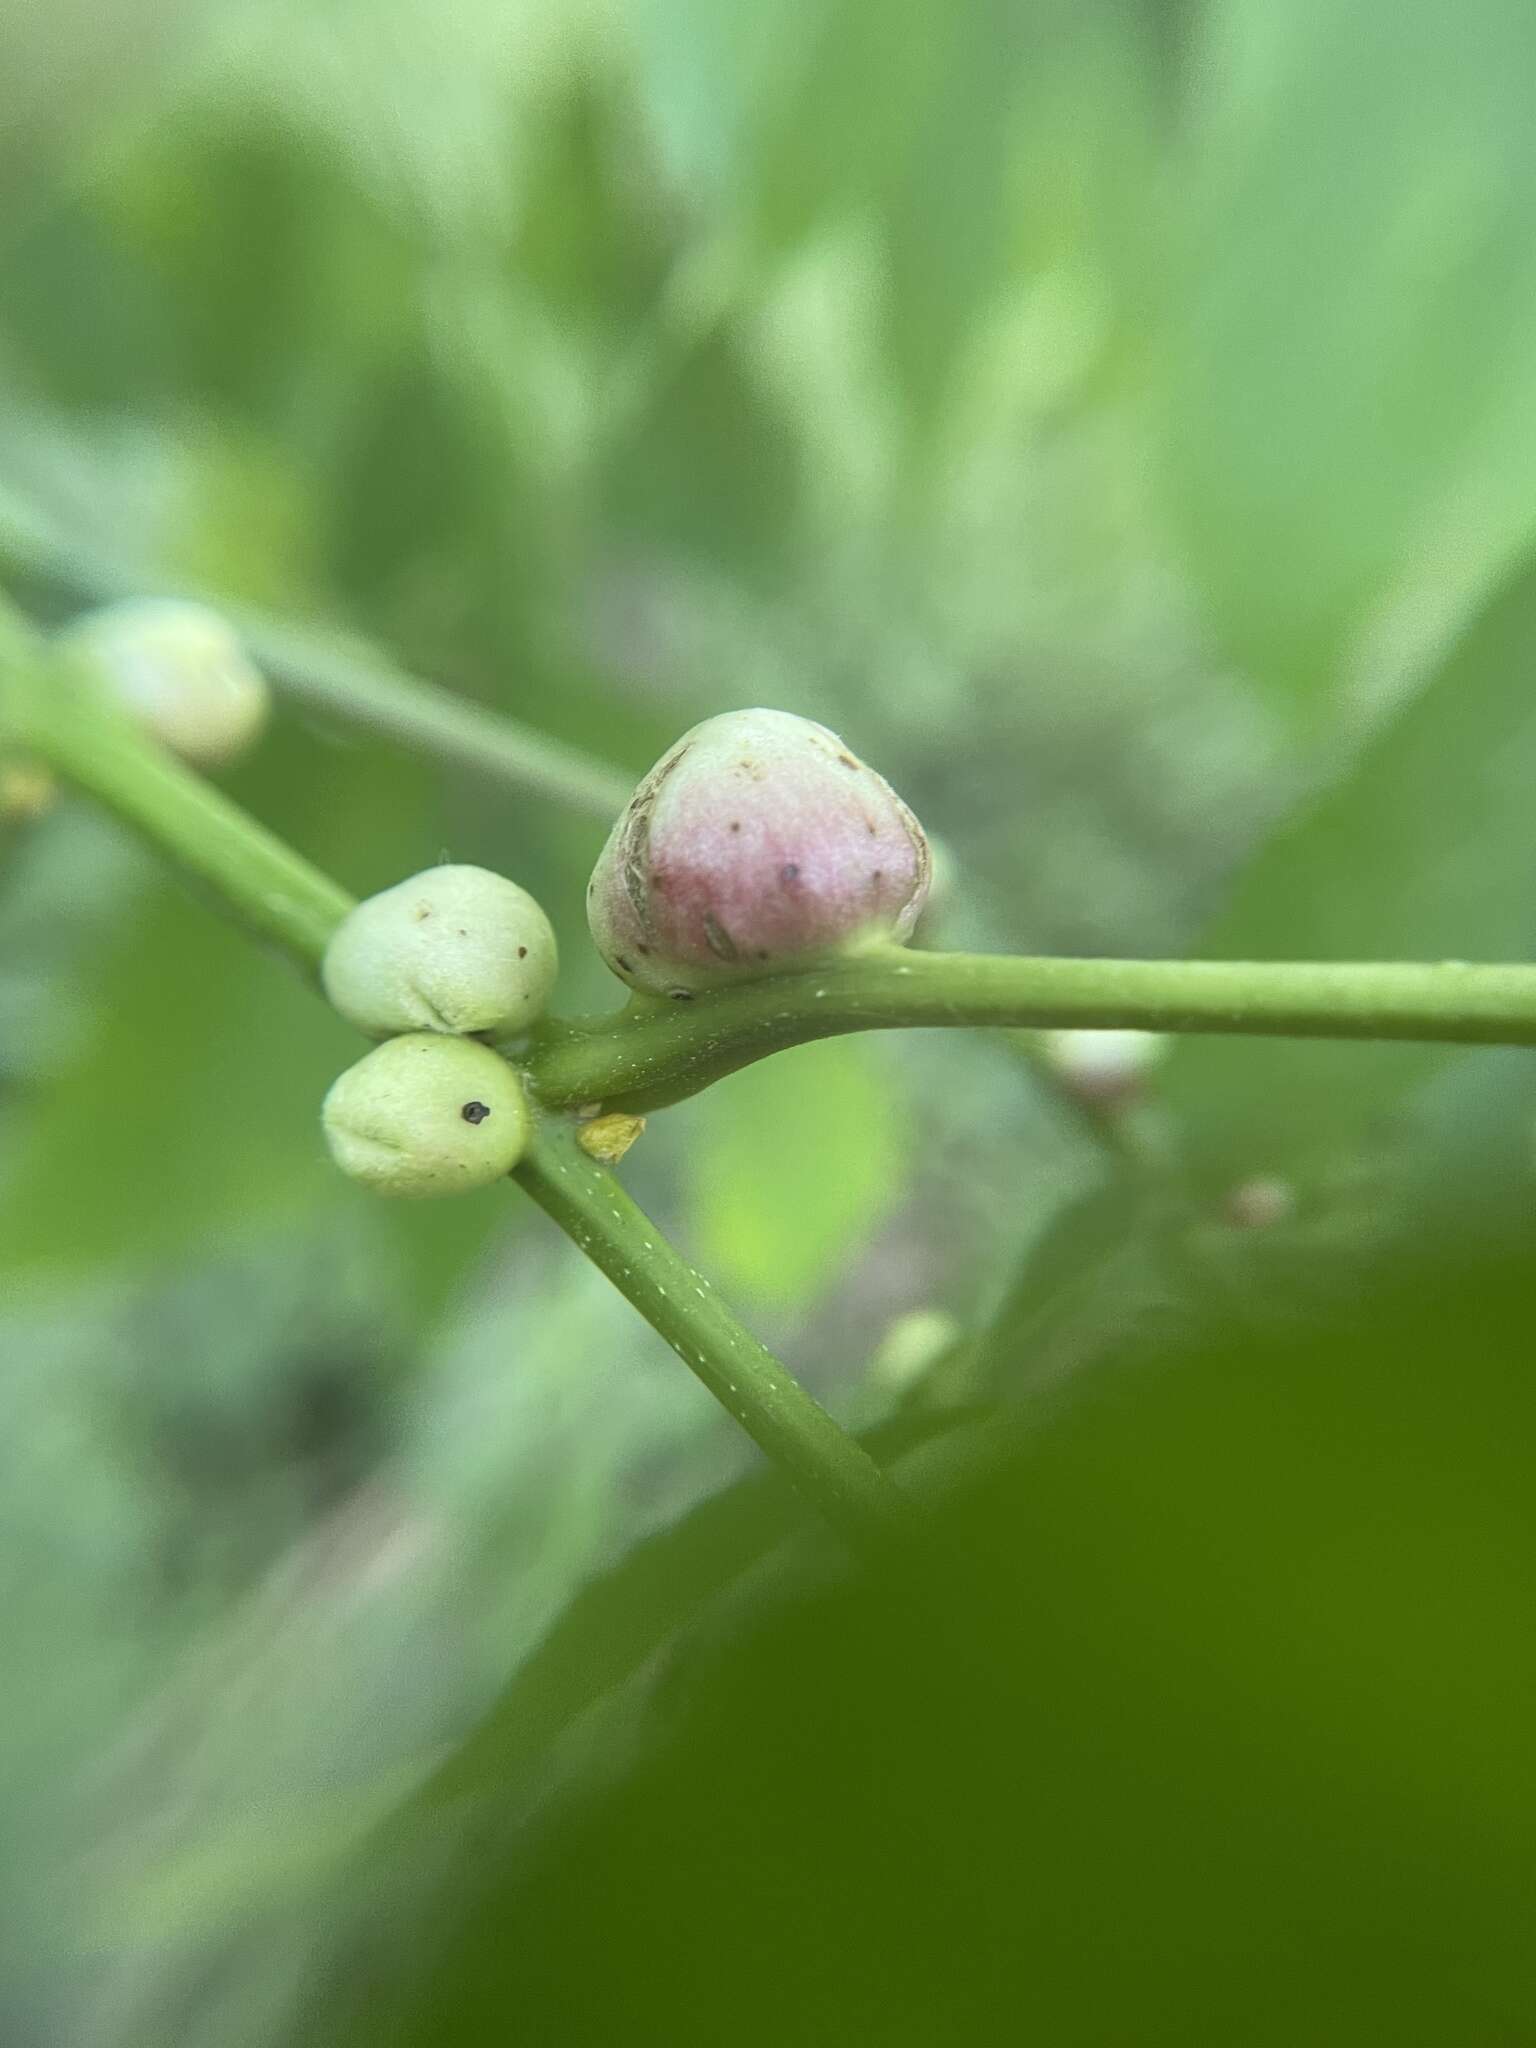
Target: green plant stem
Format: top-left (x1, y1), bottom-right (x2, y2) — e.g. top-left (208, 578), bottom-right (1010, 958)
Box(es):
top-left (0, 480), bottom-right (632, 819)
top-left (1, 609), bottom-right (354, 976)
top-left (0, 600), bottom-right (901, 1551)
top-left (236, 618), bottom-right (632, 819)
top-left (12, 596), bottom-right (1536, 1117)
top-left (523, 943), bottom-right (1536, 1112)
top-left (17, 570), bottom-right (1536, 1545)
top-left (513, 1121), bottom-right (908, 1553)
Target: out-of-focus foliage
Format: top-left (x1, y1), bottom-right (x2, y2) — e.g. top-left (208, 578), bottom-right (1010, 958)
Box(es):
top-left (1, 0), bottom-right (1535, 2040)
top-left (333, 1244), bottom-right (1536, 2047)
top-left (1164, 552), bottom-right (1536, 1191)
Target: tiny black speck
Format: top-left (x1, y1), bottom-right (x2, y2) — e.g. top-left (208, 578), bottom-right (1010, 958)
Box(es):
top-left (462, 1102), bottom-right (491, 1126)
top-left (517, 945), bottom-right (528, 958)
top-left (729, 820), bottom-right (741, 832)
top-left (780, 862), bottom-right (800, 884)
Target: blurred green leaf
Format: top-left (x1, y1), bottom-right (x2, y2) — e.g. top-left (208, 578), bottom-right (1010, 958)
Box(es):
top-left (0, 864), bottom-right (341, 1275)
top-left (422, 1460), bottom-right (807, 1811)
top-left (298, 1399), bottom-right (975, 2045)
top-left (5, 6), bottom-right (1536, 2040)
top-left (1163, 547), bottom-right (1536, 1186)
top-left (1157, 0), bottom-right (1536, 705)
top-left (0, 0), bottom-right (213, 233)
top-left (967, 1173), bottom-right (1178, 1397)
top-left (0, 718), bottom-right (445, 1282)
top-left (338, 1244), bottom-right (1536, 2047)
top-left (602, 325), bottom-right (805, 579)
top-left (686, 1037), bottom-right (907, 1310)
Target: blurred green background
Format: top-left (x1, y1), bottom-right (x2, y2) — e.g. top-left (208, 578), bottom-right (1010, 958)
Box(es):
top-left (4, 1), bottom-right (1536, 2040)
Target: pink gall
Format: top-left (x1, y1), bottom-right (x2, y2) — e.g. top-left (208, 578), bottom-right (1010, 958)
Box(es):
top-left (588, 709), bottom-right (931, 996)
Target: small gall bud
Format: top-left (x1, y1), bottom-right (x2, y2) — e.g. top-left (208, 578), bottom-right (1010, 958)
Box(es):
top-left (1041, 1028), bottom-right (1168, 1109)
top-left (322, 1034), bottom-right (531, 1197)
top-left (322, 864), bottom-right (558, 1040)
top-left (588, 708), bottom-right (931, 993)
top-left (867, 1308), bottom-right (962, 1399)
top-left (1222, 1176), bottom-right (1295, 1231)
top-left (57, 599), bottom-right (270, 767)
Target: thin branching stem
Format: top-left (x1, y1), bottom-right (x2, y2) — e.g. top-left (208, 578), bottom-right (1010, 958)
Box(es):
top-left (12, 601), bottom-right (1536, 1109)
top-left (16, 579), bottom-right (1536, 1541)
top-left (522, 943), bottom-right (1536, 1112)
top-left (0, 602), bottom-right (907, 1551)
top-left (2, 611), bottom-right (354, 979)
top-left (514, 1123), bottom-right (909, 1554)
top-left (0, 481), bottom-right (632, 819)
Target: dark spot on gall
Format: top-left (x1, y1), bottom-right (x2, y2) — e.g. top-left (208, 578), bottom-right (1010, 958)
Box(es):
top-left (780, 862), bottom-right (800, 884)
top-left (517, 946), bottom-right (527, 958)
top-left (756, 950), bottom-right (769, 961)
top-left (729, 820), bottom-right (741, 832)
top-left (616, 955), bottom-right (633, 972)
top-left (637, 943), bottom-right (651, 955)
top-left (461, 1101), bottom-right (491, 1126)
top-left (669, 988), bottom-right (694, 1002)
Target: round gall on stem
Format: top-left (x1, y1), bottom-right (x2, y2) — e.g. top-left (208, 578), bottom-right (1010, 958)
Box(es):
top-left (58, 599), bottom-right (270, 767)
top-left (322, 1033), bottom-right (531, 1197)
top-left (1041, 1027), bottom-right (1168, 1109)
top-left (587, 708), bottom-right (931, 995)
top-left (322, 864), bottom-right (558, 1039)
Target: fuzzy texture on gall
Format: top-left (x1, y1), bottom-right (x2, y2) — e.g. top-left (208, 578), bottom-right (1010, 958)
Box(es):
top-left (322, 1034), bottom-right (530, 1197)
top-left (588, 708), bottom-right (931, 994)
top-left (58, 599), bottom-right (270, 767)
top-left (322, 864), bottom-right (558, 1039)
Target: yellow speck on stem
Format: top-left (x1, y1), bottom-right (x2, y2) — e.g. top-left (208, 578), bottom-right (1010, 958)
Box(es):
top-left (578, 1112), bottom-right (648, 1165)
